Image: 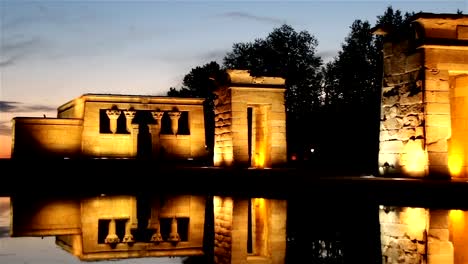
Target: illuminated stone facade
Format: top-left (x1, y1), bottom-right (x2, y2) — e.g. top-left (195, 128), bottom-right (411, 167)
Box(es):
top-left (376, 13), bottom-right (468, 264)
top-left (11, 94), bottom-right (208, 161)
top-left (377, 13), bottom-right (468, 178)
top-left (9, 70), bottom-right (288, 264)
top-left (213, 69), bottom-right (287, 168)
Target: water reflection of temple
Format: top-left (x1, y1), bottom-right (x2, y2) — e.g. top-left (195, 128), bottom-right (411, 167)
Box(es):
top-left (7, 13), bottom-right (468, 264)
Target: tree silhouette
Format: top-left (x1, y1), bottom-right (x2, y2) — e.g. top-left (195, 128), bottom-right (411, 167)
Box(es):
top-left (167, 61), bottom-right (224, 162)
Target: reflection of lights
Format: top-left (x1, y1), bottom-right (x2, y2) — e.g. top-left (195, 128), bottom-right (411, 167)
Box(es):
top-left (450, 209), bottom-right (465, 224)
top-left (360, 175), bottom-right (375, 179)
top-left (405, 207), bottom-right (427, 235)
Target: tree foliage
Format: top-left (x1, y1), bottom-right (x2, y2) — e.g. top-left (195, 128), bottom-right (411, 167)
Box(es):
top-left (224, 24), bottom-right (323, 114)
top-left (319, 19), bottom-right (381, 174)
top-left (167, 61), bottom-right (224, 157)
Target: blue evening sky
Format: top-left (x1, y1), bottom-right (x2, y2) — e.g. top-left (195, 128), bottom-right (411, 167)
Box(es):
top-left (0, 0), bottom-right (466, 158)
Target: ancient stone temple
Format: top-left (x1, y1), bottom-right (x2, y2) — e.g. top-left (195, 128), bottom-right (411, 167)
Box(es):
top-left (11, 94), bottom-right (207, 161)
top-left (375, 13), bottom-right (468, 264)
top-left (213, 69), bottom-right (287, 168)
top-left (9, 70), bottom-right (288, 264)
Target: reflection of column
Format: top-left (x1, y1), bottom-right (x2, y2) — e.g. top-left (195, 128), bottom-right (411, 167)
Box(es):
top-left (150, 220), bottom-right (163, 244)
top-left (131, 124), bottom-right (139, 157)
top-left (151, 111), bottom-right (164, 158)
top-left (106, 109), bottom-right (121, 134)
top-left (123, 110), bottom-right (136, 133)
top-left (122, 219), bottom-right (135, 243)
top-left (168, 217), bottom-right (180, 244)
top-left (168, 111), bottom-right (181, 135)
top-left (105, 219), bottom-right (120, 244)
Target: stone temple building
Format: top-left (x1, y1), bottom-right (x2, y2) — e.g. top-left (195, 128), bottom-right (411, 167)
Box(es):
top-left (9, 69), bottom-right (288, 264)
top-left (375, 13), bottom-right (468, 264)
top-left (11, 94), bottom-right (208, 161)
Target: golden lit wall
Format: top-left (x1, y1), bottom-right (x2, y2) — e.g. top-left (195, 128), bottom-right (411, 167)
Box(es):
top-left (11, 118), bottom-right (83, 159)
top-left (448, 76), bottom-right (468, 177)
top-left (378, 39), bottom-right (427, 177)
top-left (12, 94), bottom-right (207, 160)
top-left (378, 15), bottom-right (468, 178)
top-left (213, 70), bottom-right (286, 168)
top-left (375, 14), bottom-right (468, 264)
top-left (77, 95), bottom-right (206, 160)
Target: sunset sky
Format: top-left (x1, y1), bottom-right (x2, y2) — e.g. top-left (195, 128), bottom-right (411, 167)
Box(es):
top-left (1, 0), bottom-right (467, 158)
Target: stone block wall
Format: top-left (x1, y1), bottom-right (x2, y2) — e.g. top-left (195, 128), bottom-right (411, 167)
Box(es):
top-left (379, 14), bottom-right (468, 178)
top-left (378, 40), bottom-right (427, 177)
top-left (11, 117), bottom-right (83, 159)
top-left (9, 94), bottom-right (207, 160)
top-left (213, 84), bottom-right (234, 166)
top-left (80, 101), bottom-right (137, 158)
top-left (213, 70), bottom-right (287, 168)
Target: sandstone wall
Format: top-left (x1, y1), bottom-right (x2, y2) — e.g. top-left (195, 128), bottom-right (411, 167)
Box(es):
top-left (11, 117), bottom-right (82, 159)
top-left (378, 40), bottom-right (426, 177)
top-left (213, 70), bottom-right (286, 168)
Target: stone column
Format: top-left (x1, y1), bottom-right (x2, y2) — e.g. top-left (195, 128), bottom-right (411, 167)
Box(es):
top-left (123, 110), bottom-right (136, 133)
top-left (122, 219), bottom-right (135, 243)
top-left (106, 109), bottom-right (121, 134)
top-left (150, 111), bottom-right (164, 158)
top-left (168, 111), bottom-right (181, 135)
top-left (150, 220), bottom-right (163, 244)
top-left (168, 217), bottom-right (180, 245)
top-left (105, 219), bottom-right (120, 244)
top-left (131, 124), bottom-right (139, 157)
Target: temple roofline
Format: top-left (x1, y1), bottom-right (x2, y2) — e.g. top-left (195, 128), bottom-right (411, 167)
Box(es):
top-left (58, 93), bottom-right (205, 113)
